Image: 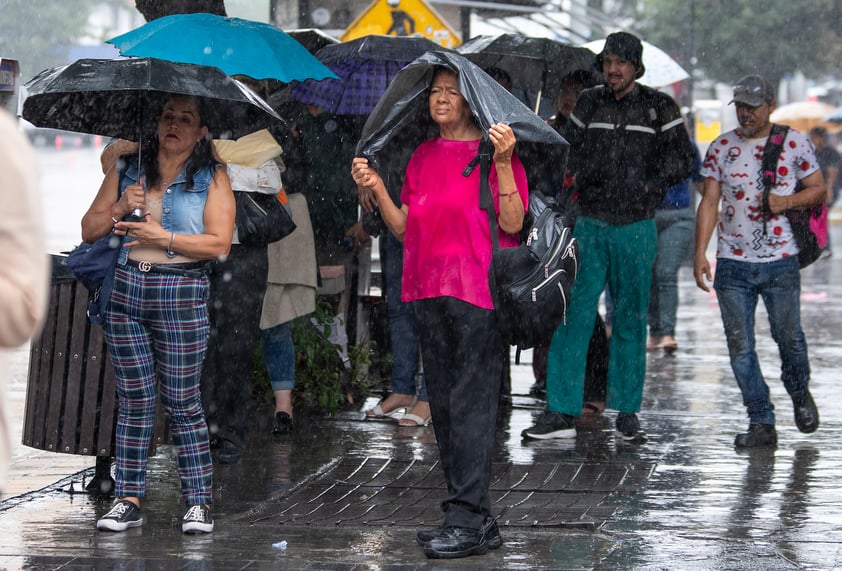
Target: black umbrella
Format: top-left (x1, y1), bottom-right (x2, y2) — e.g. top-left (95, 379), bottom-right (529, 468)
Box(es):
top-left (456, 34), bottom-right (596, 113)
top-left (285, 28), bottom-right (340, 55)
top-left (21, 57), bottom-right (282, 141)
top-left (23, 57), bottom-right (282, 219)
top-left (356, 50), bottom-right (569, 200)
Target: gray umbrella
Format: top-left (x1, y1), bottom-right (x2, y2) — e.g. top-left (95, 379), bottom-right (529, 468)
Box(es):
top-left (356, 50), bottom-right (569, 199)
top-left (21, 57), bottom-right (282, 140)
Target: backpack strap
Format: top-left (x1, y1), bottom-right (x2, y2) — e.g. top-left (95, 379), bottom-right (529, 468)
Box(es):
top-left (465, 138), bottom-right (502, 310)
top-left (759, 123), bottom-right (790, 237)
top-left (466, 138), bottom-right (499, 253)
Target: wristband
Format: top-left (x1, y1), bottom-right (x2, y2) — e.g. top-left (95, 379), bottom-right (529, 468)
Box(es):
top-left (167, 232), bottom-right (175, 256)
top-left (109, 204), bottom-right (119, 224)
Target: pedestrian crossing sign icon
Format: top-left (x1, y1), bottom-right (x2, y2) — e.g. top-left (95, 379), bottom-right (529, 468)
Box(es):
top-left (341, 0), bottom-right (460, 48)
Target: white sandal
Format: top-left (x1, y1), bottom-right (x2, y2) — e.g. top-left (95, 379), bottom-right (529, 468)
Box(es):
top-left (398, 413), bottom-right (432, 427)
top-left (365, 396), bottom-right (416, 419)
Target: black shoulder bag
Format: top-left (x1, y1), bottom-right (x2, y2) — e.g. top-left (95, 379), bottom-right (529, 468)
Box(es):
top-left (234, 191), bottom-right (297, 246)
top-left (473, 140), bottom-right (579, 350)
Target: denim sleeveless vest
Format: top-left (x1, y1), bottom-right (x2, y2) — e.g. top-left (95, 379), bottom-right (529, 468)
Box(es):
top-left (116, 155), bottom-right (216, 264)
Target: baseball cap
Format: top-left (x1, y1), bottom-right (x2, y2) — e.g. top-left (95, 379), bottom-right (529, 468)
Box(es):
top-left (729, 75), bottom-right (775, 106)
top-left (594, 31), bottom-right (646, 80)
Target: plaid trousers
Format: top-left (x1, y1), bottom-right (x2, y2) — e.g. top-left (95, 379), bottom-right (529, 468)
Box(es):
top-left (104, 265), bottom-right (213, 506)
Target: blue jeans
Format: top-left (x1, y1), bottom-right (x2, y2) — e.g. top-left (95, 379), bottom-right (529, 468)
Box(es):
top-left (383, 232), bottom-right (427, 401)
top-left (648, 207), bottom-right (694, 337)
top-left (261, 321), bottom-right (295, 392)
top-left (713, 257), bottom-right (811, 425)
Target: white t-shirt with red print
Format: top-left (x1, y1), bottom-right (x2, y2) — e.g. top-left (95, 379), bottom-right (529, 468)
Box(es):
top-left (701, 128), bottom-right (820, 263)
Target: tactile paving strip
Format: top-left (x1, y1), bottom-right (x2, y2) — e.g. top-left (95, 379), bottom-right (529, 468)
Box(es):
top-left (244, 456), bottom-right (655, 530)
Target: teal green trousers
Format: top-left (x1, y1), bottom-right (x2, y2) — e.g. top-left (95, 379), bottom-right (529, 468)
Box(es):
top-left (546, 216), bottom-right (657, 415)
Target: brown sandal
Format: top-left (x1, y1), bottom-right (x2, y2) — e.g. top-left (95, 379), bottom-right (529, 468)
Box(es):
top-left (581, 401), bottom-right (605, 416)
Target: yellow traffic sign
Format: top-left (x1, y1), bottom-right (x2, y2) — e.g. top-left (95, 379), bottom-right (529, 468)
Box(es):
top-left (341, 0), bottom-right (460, 48)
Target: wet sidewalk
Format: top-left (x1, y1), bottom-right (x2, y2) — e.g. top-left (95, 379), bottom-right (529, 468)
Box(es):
top-left (2, 251), bottom-right (842, 569)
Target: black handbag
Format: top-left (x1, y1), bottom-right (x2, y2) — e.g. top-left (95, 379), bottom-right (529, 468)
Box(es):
top-left (234, 191), bottom-right (297, 246)
top-left (474, 140), bottom-right (579, 350)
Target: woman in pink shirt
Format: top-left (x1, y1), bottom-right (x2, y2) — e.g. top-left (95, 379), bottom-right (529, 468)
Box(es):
top-left (352, 66), bottom-right (528, 560)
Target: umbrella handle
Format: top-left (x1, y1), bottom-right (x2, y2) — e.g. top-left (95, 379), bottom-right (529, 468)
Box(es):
top-left (126, 137), bottom-right (145, 222)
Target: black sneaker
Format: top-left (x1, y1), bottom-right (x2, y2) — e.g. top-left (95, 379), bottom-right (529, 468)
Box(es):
top-left (521, 411), bottom-right (575, 440)
top-left (615, 412), bottom-right (642, 441)
top-left (97, 500), bottom-right (143, 532)
top-left (417, 516), bottom-right (502, 550)
top-left (272, 412), bottom-right (294, 435)
top-left (182, 504), bottom-right (214, 534)
top-left (416, 526), bottom-right (445, 546)
top-left (423, 526), bottom-right (488, 559)
top-left (792, 391), bottom-right (819, 434)
top-left (734, 424), bottom-right (777, 449)
top-left (481, 515), bottom-right (503, 549)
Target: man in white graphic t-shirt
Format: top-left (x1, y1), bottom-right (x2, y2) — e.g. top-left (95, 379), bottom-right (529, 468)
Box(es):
top-left (694, 75), bottom-right (825, 449)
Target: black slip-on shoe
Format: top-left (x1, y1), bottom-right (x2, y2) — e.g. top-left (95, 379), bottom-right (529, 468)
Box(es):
top-left (272, 411), bottom-right (294, 435)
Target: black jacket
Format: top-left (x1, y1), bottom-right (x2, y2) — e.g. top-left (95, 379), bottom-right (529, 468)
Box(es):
top-left (563, 84), bottom-right (695, 225)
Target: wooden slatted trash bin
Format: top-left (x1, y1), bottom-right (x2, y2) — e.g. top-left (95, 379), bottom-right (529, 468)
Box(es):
top-left (23, 255), bottom-right (167, 494)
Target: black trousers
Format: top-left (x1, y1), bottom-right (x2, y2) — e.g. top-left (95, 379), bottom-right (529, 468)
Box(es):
top-left (201, 244), bottom-right (269, 447)
top-left (414, 296), bottom-right (503, 530)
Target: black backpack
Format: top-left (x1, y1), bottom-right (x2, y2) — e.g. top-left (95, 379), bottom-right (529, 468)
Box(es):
top-left (760, 124), bottom-right (827, 269)
top-left (473, 141), bottom-right (579, 349)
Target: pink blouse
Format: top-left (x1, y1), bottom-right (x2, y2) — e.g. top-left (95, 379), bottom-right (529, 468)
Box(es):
top-left (399, 136), bottom-right (529, 309)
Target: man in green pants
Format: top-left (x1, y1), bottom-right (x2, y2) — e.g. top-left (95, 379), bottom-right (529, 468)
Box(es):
top-left (522, 31), bottom-right (695, 441)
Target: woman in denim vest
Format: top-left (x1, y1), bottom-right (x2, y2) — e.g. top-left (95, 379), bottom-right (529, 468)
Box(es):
top-left (81, 95), bottom-right (234, 535)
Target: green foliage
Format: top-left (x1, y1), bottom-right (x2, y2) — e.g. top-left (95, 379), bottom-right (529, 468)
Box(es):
top-left (636, 0), bottom-right (842, 86)
top-left (251, 296), bottom-right (380, 415)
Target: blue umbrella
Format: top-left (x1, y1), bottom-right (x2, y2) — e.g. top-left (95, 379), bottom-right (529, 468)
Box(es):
top-left (106, 13), bottom-right (337, 83)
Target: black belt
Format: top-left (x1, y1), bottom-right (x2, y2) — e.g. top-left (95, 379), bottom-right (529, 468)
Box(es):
top-left (122, 259), bottom-right (208, 278)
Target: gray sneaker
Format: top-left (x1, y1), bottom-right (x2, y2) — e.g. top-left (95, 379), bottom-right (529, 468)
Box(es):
top-left (97, 500), bottom-right (143, 532)
top-left (521, 411), bottom-right (576, 440)
top-left (182, 504), bottom-right (214, 534)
